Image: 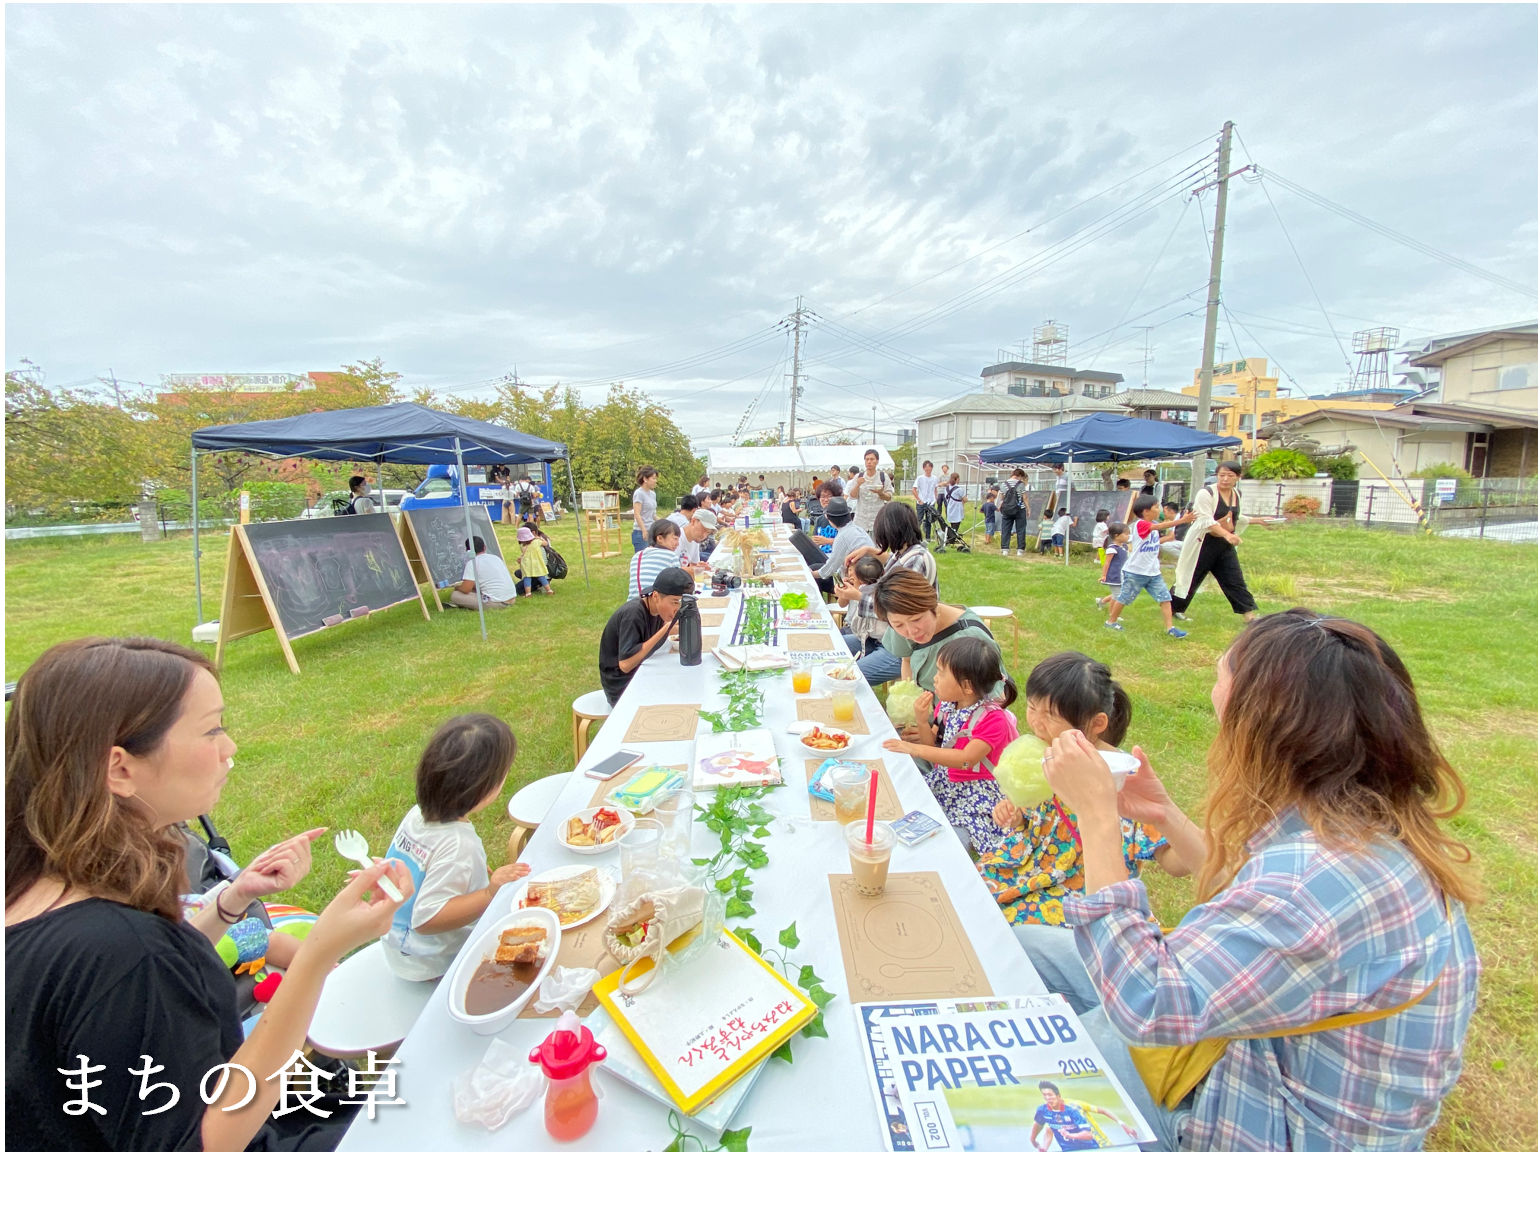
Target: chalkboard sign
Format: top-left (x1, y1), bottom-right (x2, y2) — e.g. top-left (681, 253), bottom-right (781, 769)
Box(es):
top-left (1023, 490), bottom-right (1053, 526)
top-left (216, 516), bottom-right (429, 674)
top-left (1064, 489), bottom-right (1135, 543)
top-left (402, 505), bottom-right (503, 590)
top-left (241, 516), bottom-right (422, 638)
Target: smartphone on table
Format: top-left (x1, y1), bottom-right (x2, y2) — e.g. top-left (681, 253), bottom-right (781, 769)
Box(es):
top-left (583, 749), bottom-right (645, 780)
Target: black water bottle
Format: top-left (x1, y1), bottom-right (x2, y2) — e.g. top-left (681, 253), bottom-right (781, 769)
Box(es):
top-left (676, 594), bottom-right (703, 666)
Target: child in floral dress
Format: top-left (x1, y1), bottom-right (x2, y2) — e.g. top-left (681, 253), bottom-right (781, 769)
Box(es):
top-left (882, 637), bottom-right (1018, 856)
top-left (977, 652), bottom-right (1189, 925)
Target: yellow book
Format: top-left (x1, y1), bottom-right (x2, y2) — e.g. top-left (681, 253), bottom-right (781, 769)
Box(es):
top-left (594, 928), bottom-right (818, 1114)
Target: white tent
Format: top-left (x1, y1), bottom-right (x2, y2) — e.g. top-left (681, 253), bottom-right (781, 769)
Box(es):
top-left (705, 444), bottom-right (895, 485)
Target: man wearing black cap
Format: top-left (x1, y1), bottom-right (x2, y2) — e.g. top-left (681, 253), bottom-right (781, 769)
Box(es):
top-left (814, 496), bottom-right (873, 596)
top-left (598, 566), bottom-right (695, 705)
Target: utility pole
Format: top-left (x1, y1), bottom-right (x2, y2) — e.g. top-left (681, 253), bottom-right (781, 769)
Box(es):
top-left (107, 369), bottom-right (125, 412)
top-left (1196, 121), bottom-right (1233, 435)
top-left (1139, 329), bottom-right (1152, 389)
top-left (788, 295), bottom-right (805, 445)
top-left (871, 406), bottom-right (878, 445)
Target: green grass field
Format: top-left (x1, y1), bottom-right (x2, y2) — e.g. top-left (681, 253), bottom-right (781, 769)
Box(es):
top-left (5, 512), bottom-right (1535, 1150)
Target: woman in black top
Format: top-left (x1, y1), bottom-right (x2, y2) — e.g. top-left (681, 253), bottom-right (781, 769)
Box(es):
top-left (780, 490), bottom-right (802, 528)
top-left (1170, 460), bottom-right (1258, 620)
top-left (5, 638), bottom-right (413, 1151)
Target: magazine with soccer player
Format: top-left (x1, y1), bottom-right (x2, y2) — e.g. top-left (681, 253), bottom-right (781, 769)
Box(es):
top-left (856, 995), bottom-right (1151, 1152)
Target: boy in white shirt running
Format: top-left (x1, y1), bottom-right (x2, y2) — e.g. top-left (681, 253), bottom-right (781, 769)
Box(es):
top-left (1103, 495), bottom-right (1194, 638)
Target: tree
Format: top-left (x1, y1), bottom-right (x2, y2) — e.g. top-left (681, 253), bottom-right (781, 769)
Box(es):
top-left (454, 379), bottom-right (700, 504)
top-left (1244, 448), bottom-right (1318, 480)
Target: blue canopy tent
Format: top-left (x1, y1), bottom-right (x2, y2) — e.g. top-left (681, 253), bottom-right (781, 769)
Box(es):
top-left (978, 413), bottom-right (1240, 566)
top-left (190, 402), bottom-right (584, 641)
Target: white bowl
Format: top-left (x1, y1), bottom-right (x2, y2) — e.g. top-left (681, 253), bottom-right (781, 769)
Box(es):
top-left (446, 907), bottom-right (562, 1036)
top-left (554, 805), bottom-right (635, 855)
top-left (1098, 749), bottom-right (1140, 791)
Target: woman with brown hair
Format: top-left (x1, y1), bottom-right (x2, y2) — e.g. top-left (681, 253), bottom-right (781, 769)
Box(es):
top-left (1039, 609), bottom-right (1479, 1151)
top-left (5, 638), bottom-right (413, 1151)
top-left (874, 568), bottom-right (1008, 703)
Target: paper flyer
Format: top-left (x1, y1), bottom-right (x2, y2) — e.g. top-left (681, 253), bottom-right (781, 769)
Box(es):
top-left (693, 728), bottom-right (783, 789)
top-left (857, 996), bottom-right (1151, 1153)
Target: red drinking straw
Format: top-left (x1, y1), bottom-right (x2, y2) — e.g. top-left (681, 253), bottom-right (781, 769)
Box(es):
top-left (865, 768), bottom-right (878, 844)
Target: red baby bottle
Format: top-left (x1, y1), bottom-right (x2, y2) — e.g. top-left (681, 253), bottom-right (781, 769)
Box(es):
top-left (529, 1011), bottom-right (606, 1142)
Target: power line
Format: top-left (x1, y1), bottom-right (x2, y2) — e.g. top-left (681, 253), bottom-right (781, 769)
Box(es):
top-left (1235, 131), bottom-right (1352, 371)
top-left (1258, 167), bottom-right (1538, 301)
top-left (829, 132), bottom-right (1221, 323)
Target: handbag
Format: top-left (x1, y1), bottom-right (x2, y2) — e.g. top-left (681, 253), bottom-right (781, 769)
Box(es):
top-left (603, 884), bottom-right (708, 995)
top-left (544, 544), bottom-right (568, 580)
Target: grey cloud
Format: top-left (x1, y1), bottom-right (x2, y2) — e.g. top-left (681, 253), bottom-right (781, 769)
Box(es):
top-left (6, 4), bottom-right (1537, 440)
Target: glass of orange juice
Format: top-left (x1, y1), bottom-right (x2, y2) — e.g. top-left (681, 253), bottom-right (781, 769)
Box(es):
top-left (828, 677), bottom-right (858, 724)
top-left (791, 663), bottom-right (814, 694)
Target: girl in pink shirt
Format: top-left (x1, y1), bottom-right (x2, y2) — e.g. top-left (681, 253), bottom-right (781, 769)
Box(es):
top-left (882, 636), bottom-right (1018, 854)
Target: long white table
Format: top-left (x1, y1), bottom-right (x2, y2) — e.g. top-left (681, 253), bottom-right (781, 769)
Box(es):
top-left (341, 530), bottom-right (1044, 1151)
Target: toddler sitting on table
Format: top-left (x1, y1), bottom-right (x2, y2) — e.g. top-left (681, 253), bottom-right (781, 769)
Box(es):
top-left (382, 714), bottom-right (531, 981)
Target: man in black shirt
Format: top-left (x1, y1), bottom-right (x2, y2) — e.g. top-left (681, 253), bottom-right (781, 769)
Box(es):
top-left (598, 567), bottom-right (694, 705)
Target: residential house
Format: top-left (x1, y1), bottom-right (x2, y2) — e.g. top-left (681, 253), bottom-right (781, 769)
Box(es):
top-left (981, 361), bottom-right (1123, 399)
top-left (914, 392), bottom-right (1133, 483)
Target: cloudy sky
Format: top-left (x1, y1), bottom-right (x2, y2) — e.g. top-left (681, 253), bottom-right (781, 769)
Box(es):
top-left (7, 3), bottom-right (1537, 446)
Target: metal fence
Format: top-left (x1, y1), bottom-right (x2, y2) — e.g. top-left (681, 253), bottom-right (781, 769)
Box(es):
top-left (1317, 478), bottom-right (1538, 542)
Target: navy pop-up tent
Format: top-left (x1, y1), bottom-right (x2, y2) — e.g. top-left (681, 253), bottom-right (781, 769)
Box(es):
top-left (191, 402), bottom-right (583, 641)
top-left (979, 413), bottom-right (1241, 565)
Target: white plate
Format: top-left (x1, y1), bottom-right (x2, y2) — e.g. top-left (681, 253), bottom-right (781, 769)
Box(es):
top-left (791, 722), bottom-right (858, 758)
top-left (508, 864), bottom-right (617, 930)
top-left (554, 806), bottom-right (635, 855)
top-left (446, 907), bottom-right (562, 1036)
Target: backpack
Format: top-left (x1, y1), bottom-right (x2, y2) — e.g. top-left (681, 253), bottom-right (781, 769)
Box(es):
top-left (1000, 483), bottom-right (1022, 516)
top-left (544, 544), bottom-right (568, 581)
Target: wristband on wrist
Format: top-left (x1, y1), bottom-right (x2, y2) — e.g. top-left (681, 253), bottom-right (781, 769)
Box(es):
top-left (214, 886), bottom-right (247, 925)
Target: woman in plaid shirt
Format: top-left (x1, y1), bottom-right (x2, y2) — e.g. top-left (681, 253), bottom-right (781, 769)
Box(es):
top-left (1043, 609), bottom-right (1480, 1151)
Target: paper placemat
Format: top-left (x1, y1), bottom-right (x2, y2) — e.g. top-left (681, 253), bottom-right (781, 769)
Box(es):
top-left (517, 911), bottom-right (618, 1019)
top-left (697, 597), bottom-right (730, 609)
top-left (589, 761), bottom-right (689, 807)
top-left (702, 634), bottom-right (718, 652)
top-left (701, 612), bottom-right (725, 628)
top-left (828, 872), bottom-right (992, 1004)
top-left (622, 704), bottom-right (701, 743)
top-left (786, 632), bottom-right (835, 653)
top-left (796, 696), bottom-right (870, 734)
top-left (803, 759), bottom-right (903, 822)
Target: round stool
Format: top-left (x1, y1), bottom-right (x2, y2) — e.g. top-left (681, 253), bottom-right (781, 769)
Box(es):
top-left (970, 605), bottom-right (1020, 672)
top-left (571, 690), bottom-right (612, 766)
top-left (307, 941), bottom-right (435, 1059)
top-left (506, 771), bottom-right (573, 860)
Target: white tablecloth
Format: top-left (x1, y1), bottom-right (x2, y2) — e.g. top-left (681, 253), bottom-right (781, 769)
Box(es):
top-left (341, 534), bottom-right (1044, 1151)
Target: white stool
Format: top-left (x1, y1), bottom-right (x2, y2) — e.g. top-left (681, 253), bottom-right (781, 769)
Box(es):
top-left (571, 690), bottom-right (612, 766)
top-left (506, 771), bottom-right (573, 859)
top-left (970, 605), bottom-right (1020, 672)
top-left (307, 941), bottom-right (435, 1059)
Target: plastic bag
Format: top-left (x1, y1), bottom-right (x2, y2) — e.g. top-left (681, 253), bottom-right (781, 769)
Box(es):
top-left (995, 734), bottom-right (1053, 809)
top-left (886, 679), bottom-right (925, 729)
top-left (531, 966), bottom-right (603, 1015)
top-left (451, 1037), bottom-right (544, 1130)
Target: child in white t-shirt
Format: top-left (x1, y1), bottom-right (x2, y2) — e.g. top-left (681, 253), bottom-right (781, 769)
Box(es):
top-left (1103, 496), bottom-right (1192, 638)
top-left (382, 714), bottom-right (530, 981)
top-left (1091, 510), bottom-right (1111, 562)
top-left (1051, 512), bottom-right (1075, 558)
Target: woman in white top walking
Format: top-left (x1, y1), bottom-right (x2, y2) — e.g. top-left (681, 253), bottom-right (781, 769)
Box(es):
top-left (631, 466), bottom-right (659, 554)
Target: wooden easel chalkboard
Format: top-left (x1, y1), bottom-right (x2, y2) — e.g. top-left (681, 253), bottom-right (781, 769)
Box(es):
top-left (398, 505), bottom-right (504, 608)
top-left (1065, 488), bottom-right (1135, 543)
top-left (216, 515), bottom-right (430, 674)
